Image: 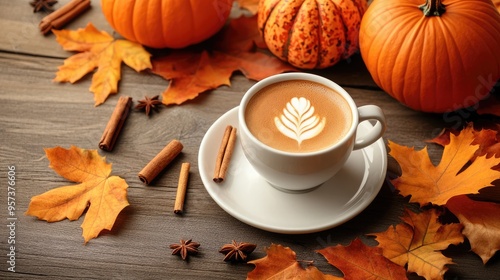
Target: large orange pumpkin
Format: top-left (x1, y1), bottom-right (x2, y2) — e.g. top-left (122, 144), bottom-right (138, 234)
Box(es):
top-left (359, 0), bottom-right (500, 113)
top-left (257, 0), bottom-right (368, 69)
top-left (101, 0), bottom-right (233, 49)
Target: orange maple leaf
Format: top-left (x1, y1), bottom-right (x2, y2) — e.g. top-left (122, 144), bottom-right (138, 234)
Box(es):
top-left (370, 208), bottom-right (464, 280)
top-left (247, 244), bottom-right (340, 280)
top-left (236, 0), bottom-right (260, 15)
top-left (53, 23), bottom-right (152, 106)
top-left (389, 126), bottom-right (500, 206)
top-left (446, 195), bottom-right (500, 264)
top-left (212, 13), bottom-right (267, 52)
top-left (25, 146), bottom-right (129, 243)
top-left (151, 15), bottom-right (296, 105)
top-left (317, 238), bottom-right (408, 280)
top-left (153, 51), bottom-right (233, 105)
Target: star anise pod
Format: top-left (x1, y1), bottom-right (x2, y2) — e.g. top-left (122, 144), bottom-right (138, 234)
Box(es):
top-left (169, 239), bottom-right (200, 260)
top-left (219, 240), bottom-right (257, 262)
top-left (30, 0), bottom-right (58, 13)
top-left (135, 95), bottom-right (162, 116)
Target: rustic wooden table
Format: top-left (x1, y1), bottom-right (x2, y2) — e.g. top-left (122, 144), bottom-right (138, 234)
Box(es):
top-left (1, 1), bottom-right (499, 279)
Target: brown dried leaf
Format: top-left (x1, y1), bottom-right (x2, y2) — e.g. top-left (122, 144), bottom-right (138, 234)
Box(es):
top-left (446, 195), bottom-right (500, 264)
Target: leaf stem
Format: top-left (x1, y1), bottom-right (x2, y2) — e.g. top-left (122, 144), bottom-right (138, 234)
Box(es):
top-left (419, 0), bottom-right (446, 16)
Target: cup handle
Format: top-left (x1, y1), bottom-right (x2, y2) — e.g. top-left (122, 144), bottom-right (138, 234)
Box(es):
top-left (353, 105), bottom-right (386, 150)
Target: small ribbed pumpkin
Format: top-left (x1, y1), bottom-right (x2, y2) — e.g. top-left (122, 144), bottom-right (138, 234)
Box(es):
top-left (359, 0), bottom-right (500, 113)
top-left (257, 0), bottom-right (368, 69)
top-left (101, 0), bottom-right (233, 49)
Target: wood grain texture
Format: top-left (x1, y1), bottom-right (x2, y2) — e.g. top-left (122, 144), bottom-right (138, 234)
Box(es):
top-left (0, 1), bottom-right (499, 279)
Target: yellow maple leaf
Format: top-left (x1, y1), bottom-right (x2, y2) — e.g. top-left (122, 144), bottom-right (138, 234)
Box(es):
top-left (389, 126), bottom-right (500, 206)
top-left (25, 146), bottom-right (129, 243)
top-left (370, 208), bottom-right (464, 280)
top-left (53, 23), bottom-right (152, 106)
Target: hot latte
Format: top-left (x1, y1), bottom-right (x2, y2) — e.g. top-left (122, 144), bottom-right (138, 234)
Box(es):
top-left (244, 80), bottom-right (352, 153)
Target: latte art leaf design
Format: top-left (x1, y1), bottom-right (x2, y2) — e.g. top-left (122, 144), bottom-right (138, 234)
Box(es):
top-left (274, 97), bottom-right (326, 145)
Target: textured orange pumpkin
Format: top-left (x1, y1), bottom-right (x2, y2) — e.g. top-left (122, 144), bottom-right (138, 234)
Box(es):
top-left (257, 0), bottom-right (368, 69)
top-left (101, 0), bottom-right (233, 49)
top-left (359, 0), bottom-right (500, 113)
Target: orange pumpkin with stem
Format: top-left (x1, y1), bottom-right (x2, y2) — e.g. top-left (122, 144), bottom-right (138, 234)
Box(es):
top-left (257, 0), bottom-right (368, 69)
top-left (359, 0), bottom-right (500, 113)
top-left (101, 0), bottom-right (233, 49)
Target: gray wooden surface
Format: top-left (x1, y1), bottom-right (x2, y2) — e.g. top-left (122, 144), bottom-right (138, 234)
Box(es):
top-left (1, 1), bottom-right (499, 279)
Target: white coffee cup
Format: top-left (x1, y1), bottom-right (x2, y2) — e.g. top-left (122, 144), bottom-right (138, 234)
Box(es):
top-left (238, 73), bottom-right (386, 192)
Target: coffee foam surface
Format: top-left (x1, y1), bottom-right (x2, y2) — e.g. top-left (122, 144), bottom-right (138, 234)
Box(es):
top-left (245, 80), bottom-right (352, 153)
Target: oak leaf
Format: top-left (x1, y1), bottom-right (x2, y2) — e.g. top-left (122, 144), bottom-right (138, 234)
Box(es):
top-left (25, 146), bottom-right (129, 243)
top-left (370, 208), bottom-right (464, 280)
top-left (53, 23), bottom-right (152, 106)
top-left (317, 238), bottom-right (408, 280)
top-left (151, 15), bottom-right (296, 105)
top-left (446, 195), bottom-right (500, 264)
top-left (389, 126), bottom-right (500, 206)
top-left (247, 244), bottom-right (340, 280)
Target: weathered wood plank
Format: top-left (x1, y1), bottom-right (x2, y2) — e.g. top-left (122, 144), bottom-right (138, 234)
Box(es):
top-left (1, 51), bottom-right (499, 279)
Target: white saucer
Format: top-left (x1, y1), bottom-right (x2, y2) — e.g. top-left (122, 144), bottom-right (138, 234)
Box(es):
top-left (198, 107), bottom-right (387, 234)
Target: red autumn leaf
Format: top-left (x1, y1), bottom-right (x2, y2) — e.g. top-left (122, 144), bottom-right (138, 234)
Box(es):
top-left (370, 208), bottom-right (464, 280)
top-left (477, 93), bottom-right (500, 116)
top-left (212, 14), bottom-right (267, 52)
top-left (25, 146), bottom-right (129, 243)
top-left (428, 124), bottom-right (500, 159)
top-left (473, 129), bottom-right (500, 159)
top-left (153, 51), bottom-right (233, 105)
top-left (389, 125), bottom-right (500, 206)
top-left (247, 244), bottom-right (340, 280)
top-left (317, 238), bottom-right (408, 280)
top-left (446, 195), bottom-right (500, 264)
top-left (151, 15), bottom-right (296, 105)
top-left (426, 128), bottom-right (457, 147)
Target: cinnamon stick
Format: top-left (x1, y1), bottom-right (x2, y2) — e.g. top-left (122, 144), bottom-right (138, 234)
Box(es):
top-left (99, 96), bottom-right (132, 152)
top-left (213, 125), bottom-right (237, 183)
top-left (174, 162), bottom-right (190, 214)
top-left (138, 140), bottom-right (183, 185)
top-left (39, 0), bottom-right (91, 35)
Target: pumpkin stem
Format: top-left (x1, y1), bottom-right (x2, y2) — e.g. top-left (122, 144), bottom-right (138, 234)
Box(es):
top-left (419, 0), bottom-right (446, 16)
